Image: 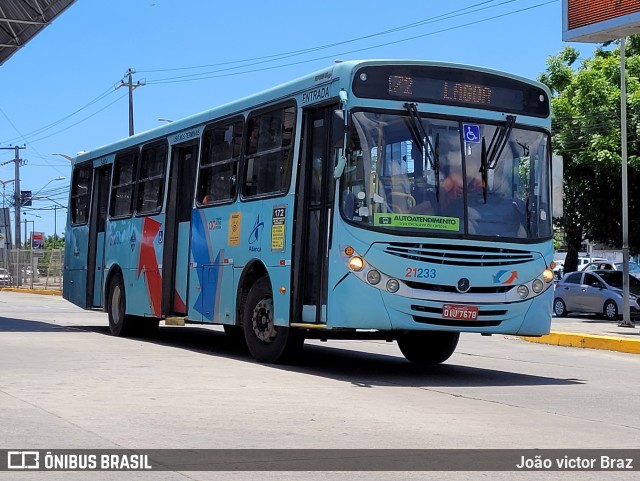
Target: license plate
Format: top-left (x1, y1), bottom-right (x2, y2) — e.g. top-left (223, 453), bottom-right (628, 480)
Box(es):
top-left (442, 304), bottom-right (479, 320)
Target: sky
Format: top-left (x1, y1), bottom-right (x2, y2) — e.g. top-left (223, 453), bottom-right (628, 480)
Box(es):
top-left (0, 0), bottom-right (599, 240)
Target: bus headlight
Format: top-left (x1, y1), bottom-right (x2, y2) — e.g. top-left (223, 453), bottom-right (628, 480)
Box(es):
top-left (366, 269), bottom-right (381, 285)
top-left (386, 278), bottom-right (400, 293)
top-left (542, 268), bottom-right (554, 283)
top-left (517, 285), bottom-right (529, 299)
top-left (349, 256), bottom-right (365, 272)
top-left (532, 278), bottom-right (544, 293)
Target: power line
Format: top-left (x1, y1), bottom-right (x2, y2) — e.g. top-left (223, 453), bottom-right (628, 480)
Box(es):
top-left (0, 85), bottom-right (117, 145)
top-left (0, 0), bottom-right (558, 147)
top-left (138, 0), bottom-right (514, 75)
top-left (21, 92), bottom-right (127, 144)
top-left (146, 0), bottom-right (556, 85)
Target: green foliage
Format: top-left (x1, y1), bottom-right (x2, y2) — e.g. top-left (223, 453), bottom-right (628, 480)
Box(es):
top-left (45, 235), bottom-right (64, 250)
top-left (538, 39), bottom-right (640, 271)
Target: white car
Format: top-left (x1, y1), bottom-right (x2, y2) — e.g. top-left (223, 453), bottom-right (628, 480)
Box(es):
top-left (583, 260), bottom-right (640, 280)
top-left (552, 260), bottom-right (565, 280)
top-left (577, 256), bottom-right (608, 271)
top-left (0, 268), bottom-right (11, 286)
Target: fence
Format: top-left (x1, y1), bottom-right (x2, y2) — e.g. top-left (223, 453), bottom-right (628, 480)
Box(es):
top-left (0, 248), bottom-right (64, 292)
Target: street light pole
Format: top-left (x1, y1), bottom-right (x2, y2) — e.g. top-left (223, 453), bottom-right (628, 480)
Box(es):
top-left (51, 153), bottom-right (75, 162)
top-left (33, 176), bottom-right (65, 198)
top-left (22, 217), bottom-right (36, 289)
top-left (0, 179), bottom-right (14, 209)
top-left (619, 37), bottom-right (633, 328)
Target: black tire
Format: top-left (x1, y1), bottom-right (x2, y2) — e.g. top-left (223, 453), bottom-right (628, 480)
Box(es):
top-left (397, 331), bottom-right (460, 366)
top-left (553, 298), bottom-right (568, 317)
top-left (107, 274), bottom-right (134, 336)
top-left (242, 277), bottom-right (304, 363)
top-left (603, 300), bottom-right (619, 321)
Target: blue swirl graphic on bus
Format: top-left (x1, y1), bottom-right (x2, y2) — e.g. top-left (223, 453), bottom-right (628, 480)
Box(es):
top-left (248, 216), bottom-right (264, 244)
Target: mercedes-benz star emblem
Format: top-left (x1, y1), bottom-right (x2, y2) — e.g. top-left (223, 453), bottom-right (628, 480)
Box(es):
top-left (457, 278), bottom-right (470, 293)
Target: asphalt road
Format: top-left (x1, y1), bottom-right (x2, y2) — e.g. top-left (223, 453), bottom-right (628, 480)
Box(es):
top-left (1, 292), bottom-right (639, 481)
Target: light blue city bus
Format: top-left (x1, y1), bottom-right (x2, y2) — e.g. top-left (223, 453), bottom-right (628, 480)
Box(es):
top-left (64, 60), bottom-right (555, 364)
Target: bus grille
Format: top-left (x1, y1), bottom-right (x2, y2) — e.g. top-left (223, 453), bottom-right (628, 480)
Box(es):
top-left (404, 280), bottom-right (512, 294)
top-left (383, 242), bottom-right (534, 267)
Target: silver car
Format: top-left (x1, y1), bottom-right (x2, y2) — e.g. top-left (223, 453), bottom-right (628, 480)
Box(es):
top-left (0, 268), bottom-right (11, 286)
top-left (553, 270), bottom-right (640, 320)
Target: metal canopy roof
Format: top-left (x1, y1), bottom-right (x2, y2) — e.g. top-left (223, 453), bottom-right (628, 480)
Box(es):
top-left (0, 0), bottom-right (76, 66)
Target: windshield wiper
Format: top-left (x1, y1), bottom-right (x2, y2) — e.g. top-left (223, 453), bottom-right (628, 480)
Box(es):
top-left (480, 137), bottom-right (488, 203)
top-left (404, 103), bottom-right (440, 200)
top-left (478, 115), bottom-right (516, 204)
top-left (486, 115), bottom-right (516, 169)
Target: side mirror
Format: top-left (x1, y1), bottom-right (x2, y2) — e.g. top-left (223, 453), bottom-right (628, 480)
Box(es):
top-left (334, 150), bottom-right (347, 179)
top-left (334, 89), bottom-right (349, 179)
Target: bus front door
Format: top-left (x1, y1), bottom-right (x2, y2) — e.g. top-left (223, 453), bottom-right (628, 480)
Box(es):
top-left (162, 141), bottom-right (198, 316)
top-left (87, 165), bottom-right (111, 308)
top-left (294, 106), bottom-right (336, 324)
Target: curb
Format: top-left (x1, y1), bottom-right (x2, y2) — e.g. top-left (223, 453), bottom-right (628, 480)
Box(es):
top-left (522, 331), bottom-right (640, 355)
top-left (0, 287), bottom-right (62, 296)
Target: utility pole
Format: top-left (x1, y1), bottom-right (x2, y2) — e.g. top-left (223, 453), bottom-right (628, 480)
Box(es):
top-left (0, 145), bottom-right (25, 248)
top-left (116, 68), bottom-right (145, 136)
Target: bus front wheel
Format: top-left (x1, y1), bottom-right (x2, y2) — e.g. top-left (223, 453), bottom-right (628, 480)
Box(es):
top-left (242, 277), bottom-right (303, 363)
top-left (397, 331), bottom-right (460, 365)
top-left (107, 274), bottom-right (133, 337)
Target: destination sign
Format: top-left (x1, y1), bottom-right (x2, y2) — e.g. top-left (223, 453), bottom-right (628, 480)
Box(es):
top-left (353, 65), bottom-right (549, 117)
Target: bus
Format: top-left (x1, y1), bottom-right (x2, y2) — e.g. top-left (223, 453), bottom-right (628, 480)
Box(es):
top-left (64, 60), bottom-right (556, 364)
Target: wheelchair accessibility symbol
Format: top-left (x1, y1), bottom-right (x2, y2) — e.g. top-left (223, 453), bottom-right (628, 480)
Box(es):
top-left (463, 124), bottom-right (480, 143)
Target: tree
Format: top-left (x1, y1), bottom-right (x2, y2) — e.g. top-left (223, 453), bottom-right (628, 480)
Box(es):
top-left (538, 41), bottom-right (640, 273)
top-left (44, 234), bottom-right (64, 250)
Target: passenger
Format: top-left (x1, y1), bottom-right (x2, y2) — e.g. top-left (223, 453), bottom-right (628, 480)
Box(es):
top-left (410, 165), bottom-right (463, 216)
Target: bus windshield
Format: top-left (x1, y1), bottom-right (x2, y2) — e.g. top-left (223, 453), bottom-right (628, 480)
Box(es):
top-left (340, 110), bottom-right (552, 240)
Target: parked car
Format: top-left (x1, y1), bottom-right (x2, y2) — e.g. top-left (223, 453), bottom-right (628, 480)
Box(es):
top-left (552, 260), bottom-right (565, 280)
top-left (583, 260), bottom-right (616, 272)
top-left (614, 261), bottom-right (640, 280)
top-left (21, 266), bottom-right (40, 277)
top-left (577, 256), bottom-right (608, 271)
top-left (583, 260), bottom-right (640, 280)
top-left (0, 268), bottom-right (11, 286)
top-left (553, 270), bottom-right (640, 320)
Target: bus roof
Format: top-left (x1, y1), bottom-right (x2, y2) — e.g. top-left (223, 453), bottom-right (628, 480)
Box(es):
top-left (74, 59), bottom-right (550, 164)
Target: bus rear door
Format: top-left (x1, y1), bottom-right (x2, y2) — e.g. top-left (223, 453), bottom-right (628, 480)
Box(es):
top-left (86, 165), bottom-right (111, 308)
top-left (162, 140), bottom-right (198, 315)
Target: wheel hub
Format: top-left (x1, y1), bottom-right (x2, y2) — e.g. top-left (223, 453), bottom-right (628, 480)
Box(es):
top-left (252, 298), bottom-right (276, 343)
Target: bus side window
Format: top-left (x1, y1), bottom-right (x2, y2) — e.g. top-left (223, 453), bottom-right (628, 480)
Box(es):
top-left (110, 150), bottom-right (138, 218)
top-left (198, 119), bottom-right (243, 204)
top-left (242, 104), bottom-right (296, 198)
top-left (137, 142), bottom-right (167, 215)
top-left (70, 165), bottom-right (93, 225)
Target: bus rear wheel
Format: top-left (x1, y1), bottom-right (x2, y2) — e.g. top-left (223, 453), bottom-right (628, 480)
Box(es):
top-left (397, 331), bottom-right (460, 365)
top-left (242, 277), bottom-right (303, 363)
top-left (107, 274), bottom-right (134, 337)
